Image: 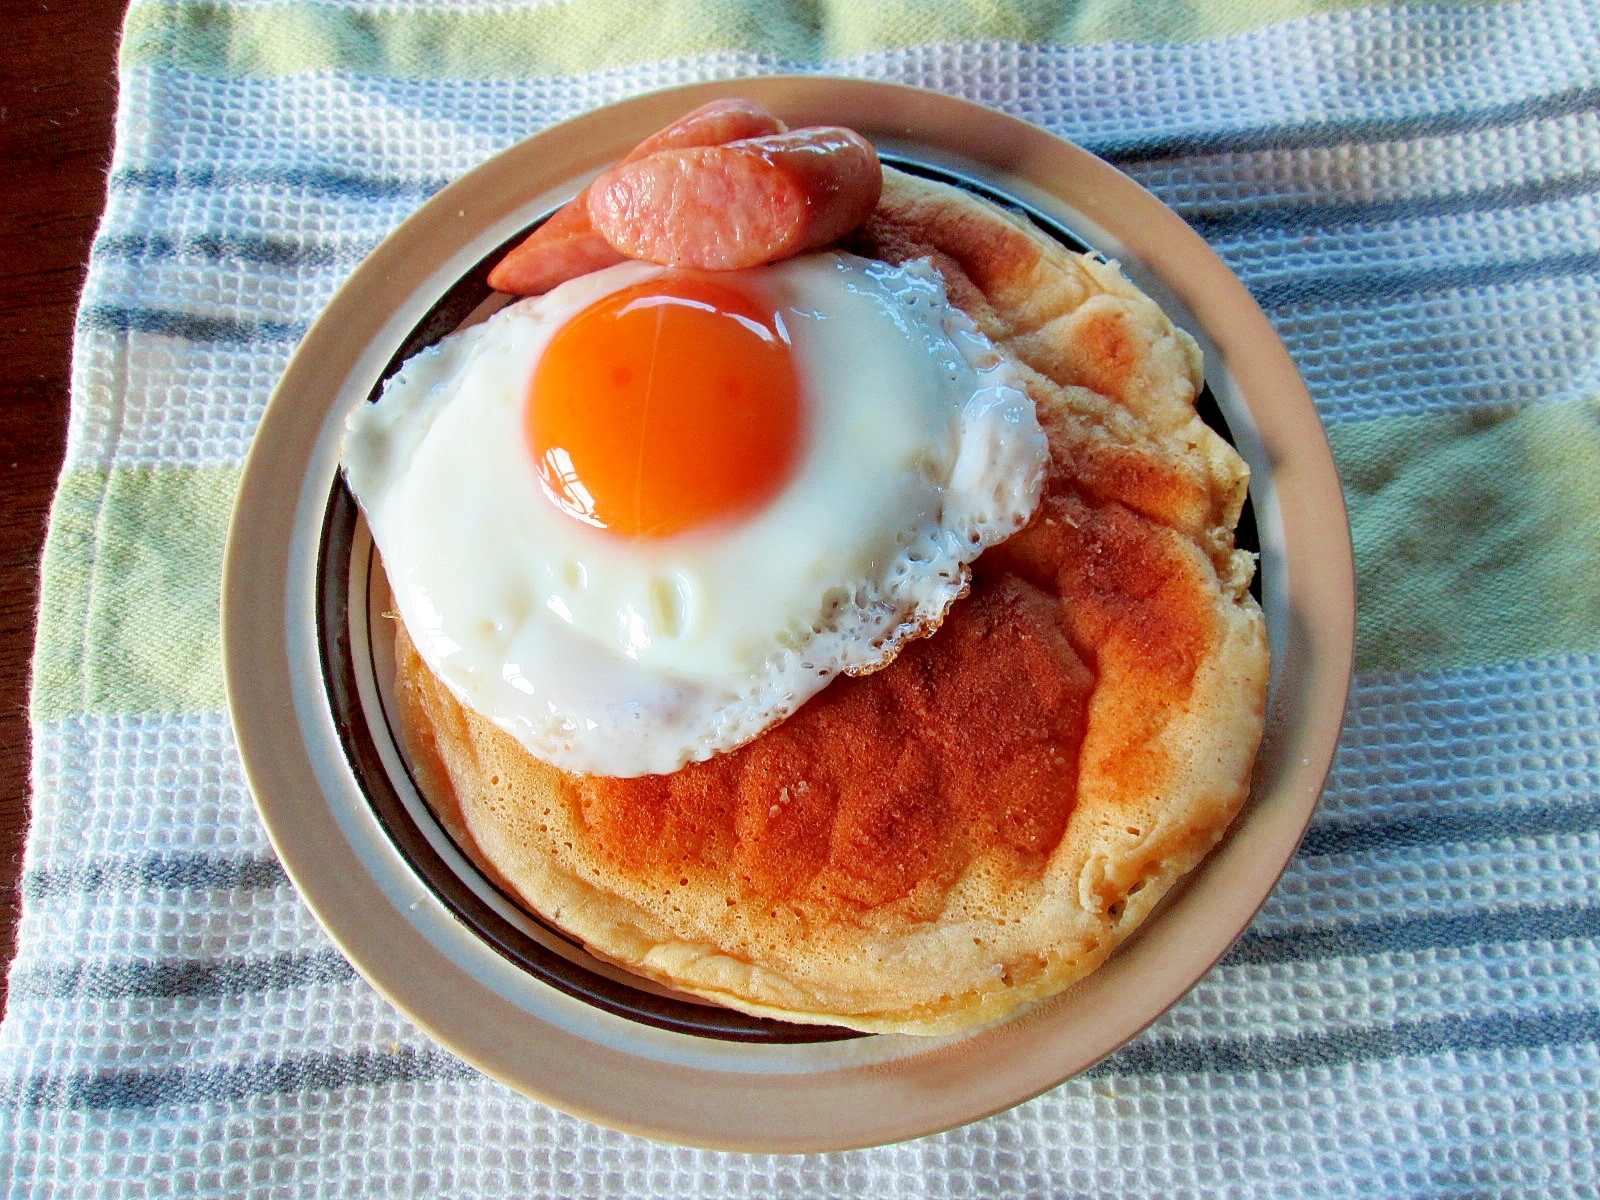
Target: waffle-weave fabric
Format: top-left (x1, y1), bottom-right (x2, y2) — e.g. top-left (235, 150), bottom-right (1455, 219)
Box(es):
top-left (6, 0), bottom-right (1600, 1194)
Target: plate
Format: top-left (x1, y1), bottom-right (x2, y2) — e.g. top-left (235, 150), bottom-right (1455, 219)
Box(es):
top-left (223, 77), bottom-right (1354, 1152)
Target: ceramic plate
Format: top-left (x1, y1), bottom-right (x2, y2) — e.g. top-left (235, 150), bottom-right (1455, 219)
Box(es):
top-left (223, 78), bottom-right (1354, 1152)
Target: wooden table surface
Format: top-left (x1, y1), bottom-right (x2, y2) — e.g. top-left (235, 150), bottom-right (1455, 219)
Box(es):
top-left (0, 0), bottom-right (127, 1015)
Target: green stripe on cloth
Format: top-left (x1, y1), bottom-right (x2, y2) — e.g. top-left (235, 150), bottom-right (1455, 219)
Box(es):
top-left (120, 0), bottom-right (1517, 79)
top-left (121, 0), bottom-right (820, 79)
top-left (32, 466), bottom-right (238, 722)
top-left (25, 395), bottom-right (1600, 721)
top-left (1332, 396), bottom-right (1600, 675)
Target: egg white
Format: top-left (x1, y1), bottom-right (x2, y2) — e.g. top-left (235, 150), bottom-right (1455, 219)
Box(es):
top-left (342, 252), bottom-right (1046, 777)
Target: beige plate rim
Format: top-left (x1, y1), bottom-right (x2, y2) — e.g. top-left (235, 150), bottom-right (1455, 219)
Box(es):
top-left (222, 77), bottom-right (1355, 1153)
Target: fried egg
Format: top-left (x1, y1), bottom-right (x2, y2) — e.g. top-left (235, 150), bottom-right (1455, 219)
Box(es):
top-left (341, 251), bottom-right (1046, 777)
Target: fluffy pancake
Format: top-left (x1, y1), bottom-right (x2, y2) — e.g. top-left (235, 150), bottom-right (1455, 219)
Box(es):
top-left (391, 166), bottom-right (1269, 1035)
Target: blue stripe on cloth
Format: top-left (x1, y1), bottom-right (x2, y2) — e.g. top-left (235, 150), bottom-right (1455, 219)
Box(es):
top-left (1226, 903), bottom-right (1600, 967)
top-left (70, 249), bottom-right (1600, 351)
top-left (96, 173), bottom-right (1600, 269)
top-left (1093, 81), bottom-right (1600, 163)
top-left (10, 1047), bottom-right (481, 1111)
top-left (22, 855), bottom-right (289, 900)
top-left (1246, 251), bottom-right (1600, 309)
top-left (109, 163), bottom-right (448, 199)
top-left (79, 305), bottom-right (309, 344)
top-left (1186, 170), bottom-right (1600, 240)
top-left (5, 1007), bottom-right (1594, 1110)
top-left (10, 903), bottom-right (1592, 1001)
top-left (1092, 1007), bottom-right (1600, 1077)
top-left (1298, 799), bottom-right (1600, 859)
top-left (22, 796), bottom-right (1599, 904)
top-left (93, 232), bottom-right (373, 268)
top-left (6, 951), bottom-right (357, 1001)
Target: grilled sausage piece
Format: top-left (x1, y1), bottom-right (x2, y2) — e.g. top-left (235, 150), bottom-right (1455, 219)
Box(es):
top-left (586, 127), bottom-right (883, 271)
top-left (624, 98), bottom-right (787, 162)
top-left (487, 99), bottom-right (787, 294)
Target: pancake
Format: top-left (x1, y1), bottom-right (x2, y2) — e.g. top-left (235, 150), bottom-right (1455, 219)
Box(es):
top-left (390, 166), bottom-right (1269, 1036)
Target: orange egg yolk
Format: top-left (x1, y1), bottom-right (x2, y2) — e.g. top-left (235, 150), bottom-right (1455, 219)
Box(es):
top-left (527, 275), bottom-right (803, 539)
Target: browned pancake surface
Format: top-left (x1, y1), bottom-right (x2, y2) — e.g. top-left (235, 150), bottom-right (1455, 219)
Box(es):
top-left (393, 167), bottom-right (1269, 1034)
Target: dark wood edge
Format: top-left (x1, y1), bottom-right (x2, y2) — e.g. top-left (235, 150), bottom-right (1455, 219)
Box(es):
top-left (0, 0), bottom-right (127, 1018)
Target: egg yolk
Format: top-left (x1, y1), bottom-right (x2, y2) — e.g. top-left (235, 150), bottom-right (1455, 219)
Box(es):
top-left (527, 275), bottom-right (803, 538)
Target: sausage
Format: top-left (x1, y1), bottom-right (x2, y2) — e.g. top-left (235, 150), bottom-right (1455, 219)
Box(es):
top-left (484, 201), bottom-right (628, 295)
top-left (585, 127), bottom-right (882, 271)
top-left (487, 99), bottom-right (787, 294)
top-left (623, 97), bottom-right (787, 162)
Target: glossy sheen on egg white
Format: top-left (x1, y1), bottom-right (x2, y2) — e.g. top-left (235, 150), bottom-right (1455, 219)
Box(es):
top-left (341, 252), bottom-right (1046, 777)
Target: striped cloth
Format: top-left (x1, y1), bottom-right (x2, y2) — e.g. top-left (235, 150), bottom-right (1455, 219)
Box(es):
top-left (6, 0), bottom-right (1600, 1193)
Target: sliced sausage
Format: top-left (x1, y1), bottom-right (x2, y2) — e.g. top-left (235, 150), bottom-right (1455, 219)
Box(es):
top-left (624, 97), bottom-right (787, 163)
top-left (585, 127), bottom-right (882, 271)
top-left (487, 99), bottom-right (787, 294)
top-left (485, 201), bottom-right (627, 295)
